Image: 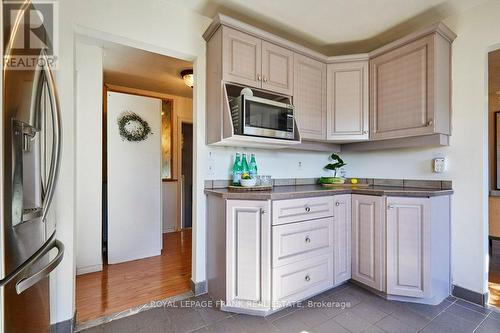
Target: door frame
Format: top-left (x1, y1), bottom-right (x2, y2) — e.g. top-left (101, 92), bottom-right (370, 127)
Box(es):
top-left (177, 118), bottom-right (193, 230)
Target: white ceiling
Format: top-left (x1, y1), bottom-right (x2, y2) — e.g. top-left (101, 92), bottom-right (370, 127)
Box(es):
top-left (169, 0), bottom-right (486, 54)
top-left (103, 42), bottom-right (193, 98)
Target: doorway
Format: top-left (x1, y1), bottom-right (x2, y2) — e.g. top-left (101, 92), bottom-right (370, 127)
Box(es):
top-left (488, 49), bottom-right (500, 308)
top-left (181, 123), bottom-right (193, 229)
top-left (74, 40), bottom-right (195, 326)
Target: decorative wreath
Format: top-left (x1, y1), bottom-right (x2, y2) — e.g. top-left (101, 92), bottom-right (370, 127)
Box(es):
top-left (117, 111), bottom-right (152, 142)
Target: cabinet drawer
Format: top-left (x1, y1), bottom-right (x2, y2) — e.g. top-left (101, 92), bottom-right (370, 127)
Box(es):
top-left (272, 197), bottom-right (334, 225)
top-left (272, 254), bottom-right (333, 307)
top-left (273, 217), bottom-right (333, 267)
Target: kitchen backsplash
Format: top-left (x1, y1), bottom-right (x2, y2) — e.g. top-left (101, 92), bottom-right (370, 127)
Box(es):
top-left (204, 178), bottom-right (452, 190)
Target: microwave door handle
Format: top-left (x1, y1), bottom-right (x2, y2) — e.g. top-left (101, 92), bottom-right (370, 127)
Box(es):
top-left (40, 50), bottom-right (62, 223)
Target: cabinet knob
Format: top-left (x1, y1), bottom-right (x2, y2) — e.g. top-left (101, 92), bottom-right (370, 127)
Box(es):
top-left (387, 205), bottom-right (395, 209)
top-left (260, 209), bottom-right (266, 215)
top-left (257, 74), bottom-right (262, 81)
top-left (305, 275), bottom-right (311, 282)
top-left (427, 120), bottom-right (434, 126)
top-left (305, 206), bottom-right (311, 212)
top-left (305, 236), bottom-right (311, 243)
top-left (363, 130), bottom-right (368, 134)
top-left (263, 76), bottom-right (268, 82)
top-left (335, 202), bottom-right (340, 207)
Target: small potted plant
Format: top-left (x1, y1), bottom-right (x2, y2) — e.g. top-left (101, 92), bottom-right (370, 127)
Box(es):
top-left (319, 153), bottom-right (346, 185)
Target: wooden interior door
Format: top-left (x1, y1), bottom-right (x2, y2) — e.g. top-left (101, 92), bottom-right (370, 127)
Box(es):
top-left (293, 53), bottom-right (327, 140)
top-left (222, 27), bottom-right (262, 89)
top-left (226, 200), bottom-right (271, 306)
top-left (370, 35), bottom-right (435, 140)
top-left (327, 61), bottom-right (369, 141)
top-left (386, 197), bottom-right (431, 298)
top-left (261, 41), bottom-right (294, 95)
top-left (351, 195), bottom-right (384, 291)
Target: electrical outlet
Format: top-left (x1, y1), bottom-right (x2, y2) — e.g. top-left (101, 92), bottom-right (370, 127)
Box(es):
top-left (433, 158), bottom-right (446, 173)
top-left (298, 161), bottom-right (303, 170)
top-left (207, 164), bottom-right (215, 176)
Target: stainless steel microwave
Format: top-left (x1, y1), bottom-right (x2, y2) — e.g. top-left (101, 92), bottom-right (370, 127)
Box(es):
top-left (229, 95), bottom-right (295, 140)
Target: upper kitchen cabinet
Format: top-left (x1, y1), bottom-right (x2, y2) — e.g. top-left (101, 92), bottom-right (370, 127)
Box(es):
top-left (222, 27), bottom-right (262, 89)
top-left (221, 26), bottom-right (293, 95)
top-left (293, 53), bottom-right (327, 140)
top-left (369, 25), bottom-right (456, 141)
top-left (262, 41), bottom-right (294, 95)
top-left (327, 58), bottom-right (369, 141)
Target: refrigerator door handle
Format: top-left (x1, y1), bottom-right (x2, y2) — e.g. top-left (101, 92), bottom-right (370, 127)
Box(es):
top-left (39, 49), bottom-right (62, 223)
top-left (15, 238), bottom-right (64, 295)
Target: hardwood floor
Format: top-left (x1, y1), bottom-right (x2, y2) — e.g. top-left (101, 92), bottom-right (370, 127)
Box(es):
top-left (76, 230), bottom-right (192, 324)
top-left (489, 239), bottom-right (500, 307)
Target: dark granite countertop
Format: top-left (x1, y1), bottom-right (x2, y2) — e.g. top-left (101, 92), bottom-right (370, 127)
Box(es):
top-left (205, 184), bottom-right (453, 200)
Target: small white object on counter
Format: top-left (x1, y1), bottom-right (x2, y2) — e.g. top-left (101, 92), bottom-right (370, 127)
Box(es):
top-left (240, 178), bottom-right (257, 187)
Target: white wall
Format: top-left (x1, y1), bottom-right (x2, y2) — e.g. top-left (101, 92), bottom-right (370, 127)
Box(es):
top-left (75, 41), bottom-right (103, 276)
top-left (52, 0), bottom-right (499, 324)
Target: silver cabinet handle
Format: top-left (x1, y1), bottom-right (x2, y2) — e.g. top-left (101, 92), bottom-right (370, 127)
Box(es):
top-left (305, 206), bottom-right (311, 212)
top-left (15, 237), bottom-right (64, 294)
top-left (305, 236), bottom-right (311, 243)
top-left (257, 74), bottom-right (262, 81)
top-left (388, 205), bottom-right (395, 209)
top-left (427, 120), bottom-right (434, 126)
top-left (335, 202), bottom-right (340, 207)
top-left (263, 76), bottom-right (268, 82)
top-left (39, 49), bottom-right (62, 223)
top-left (305, 275), bottom-right (311, 282)
top-left (260, 209), bottom-right (266, 215)
top-left (363, 130), bottom-right (368, 134)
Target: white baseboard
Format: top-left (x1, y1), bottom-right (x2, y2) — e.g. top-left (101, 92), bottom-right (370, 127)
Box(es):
top-left (76, 264), bottom-right (103, 276)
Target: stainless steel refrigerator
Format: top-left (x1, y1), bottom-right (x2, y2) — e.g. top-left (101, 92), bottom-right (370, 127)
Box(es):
top-left (0, 1), bottom-right (64, 332)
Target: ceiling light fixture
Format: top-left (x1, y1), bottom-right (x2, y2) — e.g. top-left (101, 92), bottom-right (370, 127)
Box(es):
top-left (181, 69), bottom-right (194, 88)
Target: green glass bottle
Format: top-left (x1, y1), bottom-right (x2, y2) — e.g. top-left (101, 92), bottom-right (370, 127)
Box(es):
top-left (232, 153), bottom-right (242, 185)
top-left (241, 153), bottom-right (250, 176)
top-left (249, 153), bottom-right (258, 178)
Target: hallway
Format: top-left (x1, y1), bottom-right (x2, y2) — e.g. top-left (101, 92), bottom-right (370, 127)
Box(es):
top-left (76, 230), bottom-right (192, 324)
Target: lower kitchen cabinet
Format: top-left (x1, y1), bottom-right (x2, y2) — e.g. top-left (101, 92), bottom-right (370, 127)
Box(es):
top-left (206, 192), bottom-right (451, 316)
top-left (385, 195), bottom-right (450, 304)
top-left (333, 194), bottom-right (352, 284)
top-left (351, 195), bottom-right (385, 291)
top-left (226, 200), bottom-right (271, 311)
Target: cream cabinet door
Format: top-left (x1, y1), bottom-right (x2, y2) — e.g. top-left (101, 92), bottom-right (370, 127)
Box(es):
top-left (386, 197), bottom-right (431, 298)
top-left (351, 195), bottom-right (385, 291)
top-left (333, 194), bottom-right (352, 284)
top-left (226, 200), bottom-right (271, 309)
top-left (370, 35), bottom-right (435, 140)
top-left (222, 27), bottom-right (262, 89)
top-left (262, 41), bottom-right (294, 95)
top-left (293, 54), bottom-right (327, 140)
top-left (327, 61), bottom-right (368, 141)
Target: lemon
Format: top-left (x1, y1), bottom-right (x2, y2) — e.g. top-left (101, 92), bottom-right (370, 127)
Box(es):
top-left (351, 178), bottom-right (358, 184)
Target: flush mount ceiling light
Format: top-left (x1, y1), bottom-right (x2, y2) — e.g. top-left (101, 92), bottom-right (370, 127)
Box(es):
top-left (180, 69), bottom-right (194, 88)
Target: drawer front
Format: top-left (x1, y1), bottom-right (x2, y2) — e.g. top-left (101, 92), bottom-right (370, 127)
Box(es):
top-left (272, 197), bottom-right (334, 225)
top-left (273, 217), bottom-right (333, 267)
top-left (272, 254), bottom-right (333, 307)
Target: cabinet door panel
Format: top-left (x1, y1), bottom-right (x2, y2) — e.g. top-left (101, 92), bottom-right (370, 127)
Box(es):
top-left (222, 27), bottom-right (262, 88)
top-left (333, 194), bottom-right (351, 284)
top-left (386, 197), bottom-right (431, 298)
top-left (293, 54), bottom-right (327, 140)
top-left (351, 195), bottom-right (384, 291)
top-left (327, 61), bottom-right (368, 141)
top-left (370, 35), bottom-right (435, 140)
top-left (226, 200), bottom-right (270, 305)
top-left (262, 41), bottom-right (294, 95)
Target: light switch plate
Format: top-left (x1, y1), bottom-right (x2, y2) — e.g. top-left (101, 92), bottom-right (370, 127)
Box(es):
top-left (433, 158), bottom-right (446, 173)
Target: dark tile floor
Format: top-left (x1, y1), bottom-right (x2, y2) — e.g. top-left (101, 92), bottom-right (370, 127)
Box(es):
top-left (79, 283), bottom-right (500, 333)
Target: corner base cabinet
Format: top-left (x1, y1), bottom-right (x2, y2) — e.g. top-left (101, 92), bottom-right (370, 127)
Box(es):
top-left (206, 192), bottom-right (451, 317)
